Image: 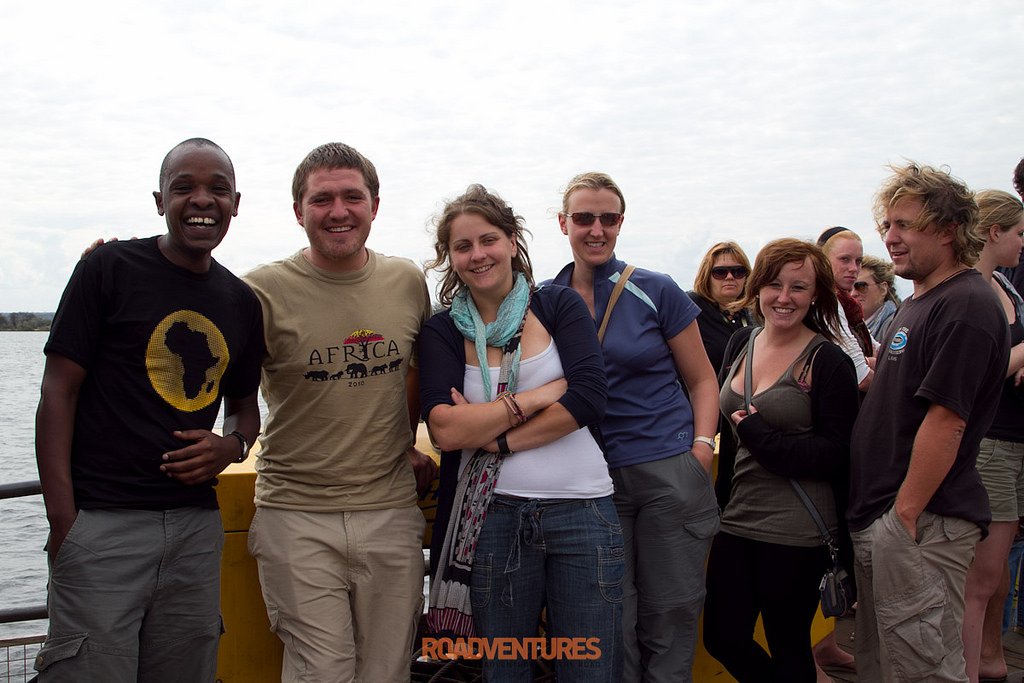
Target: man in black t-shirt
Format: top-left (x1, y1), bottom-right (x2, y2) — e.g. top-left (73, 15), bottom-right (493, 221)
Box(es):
top-left (847, 162), bottom-right (1009, 682)
top-left (34, 139), bottom-right (264, 682)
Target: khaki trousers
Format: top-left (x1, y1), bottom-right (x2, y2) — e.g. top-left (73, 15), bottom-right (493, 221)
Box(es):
top-left (249, 505), bottom-right (425, 683)
top-left (851, 508), bottom-right (980, 682)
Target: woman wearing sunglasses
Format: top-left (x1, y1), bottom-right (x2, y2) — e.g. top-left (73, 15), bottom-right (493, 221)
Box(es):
top-left (852, 255), bottom-right (900, 342)
top-left (703, 239), bottom-right (858, 682)
top-left (689, 242), bottom-right (754, 374)
top-left (549, 172), bottom-right (720, 682)
top-left (419, 185), bottom-right (623, 682)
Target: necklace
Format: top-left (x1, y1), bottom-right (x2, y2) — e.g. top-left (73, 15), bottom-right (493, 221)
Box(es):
top-left (914, 266), bottom-right (970, 299)
top-left (935, 266), bottom-right (970, 289)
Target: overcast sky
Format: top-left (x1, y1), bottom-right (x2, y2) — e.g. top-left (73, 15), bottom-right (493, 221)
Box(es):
top-left (1, 0), bottom-right (1021, 311)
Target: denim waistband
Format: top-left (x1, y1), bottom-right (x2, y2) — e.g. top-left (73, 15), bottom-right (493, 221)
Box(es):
top-left (487, 495), bottom-right (615, 573)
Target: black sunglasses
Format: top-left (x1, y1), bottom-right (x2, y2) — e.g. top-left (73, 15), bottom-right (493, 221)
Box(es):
top-left (711, 266), bottom-right (748, 280)
top-left (568, 212), bottom-right (623, 227)
top-left (852, 280), bottom-right (871, 292)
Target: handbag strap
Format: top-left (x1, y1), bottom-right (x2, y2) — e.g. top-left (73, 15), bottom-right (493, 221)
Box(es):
top-left (741, 328), bottom-right (837, 556)
top-left (788, 479), bottom-right (837, 550)
top-left (597, 264), bottom-right (636, 344)
top-left (786, 339), bottom-right (836, 552)
top-left (741, 326), bottom-right (761, 413)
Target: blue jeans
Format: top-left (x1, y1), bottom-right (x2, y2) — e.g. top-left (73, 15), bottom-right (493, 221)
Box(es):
top-left (470, 494), bottom-right (624, 682)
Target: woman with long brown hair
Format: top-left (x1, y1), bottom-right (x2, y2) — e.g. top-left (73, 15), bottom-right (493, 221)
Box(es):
top-left (703, 238), bottom-right (859, 682)
top-left (420, 184), bottom-right (623, 682)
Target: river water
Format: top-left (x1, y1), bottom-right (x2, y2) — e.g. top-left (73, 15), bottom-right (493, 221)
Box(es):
top-left (0, 331), bottom-right (49, 641)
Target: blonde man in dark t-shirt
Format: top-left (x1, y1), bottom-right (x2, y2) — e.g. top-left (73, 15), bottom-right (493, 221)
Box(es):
top-left (848, 162), bottom-right (1009, 683)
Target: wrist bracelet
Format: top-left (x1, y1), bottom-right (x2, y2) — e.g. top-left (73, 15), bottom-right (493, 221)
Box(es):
top-left (496, 391), bottom-right (525, 427)
top-left (497, 432), bottom-right (513, 456)
top-left (507, 393), bottom-right (527, 424)
top-left (500, 393), bottom-right (522, 426)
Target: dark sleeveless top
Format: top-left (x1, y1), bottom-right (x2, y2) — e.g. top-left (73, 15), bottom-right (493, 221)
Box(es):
top-left (719, 333), bottom-right (839, 546)
top-left (988, 273), bottom-right (1024, 442)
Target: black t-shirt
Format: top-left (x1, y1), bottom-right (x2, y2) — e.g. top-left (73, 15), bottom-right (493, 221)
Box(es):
top-left (848, 269), bottom-right (1009, 534)
top-left (45, 237), bottom-right (265, 510)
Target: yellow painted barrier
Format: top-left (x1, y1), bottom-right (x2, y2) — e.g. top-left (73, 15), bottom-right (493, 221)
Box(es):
top-left (214, 426), bottom-right (832, 681)
top-left (215, 458), bottom-right (280, 683)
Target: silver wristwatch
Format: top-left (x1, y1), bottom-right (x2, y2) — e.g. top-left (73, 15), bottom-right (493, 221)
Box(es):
top-left (228, 431), bottom-right (249, 463)
top-left (693, 436), bottom-right (716, 450)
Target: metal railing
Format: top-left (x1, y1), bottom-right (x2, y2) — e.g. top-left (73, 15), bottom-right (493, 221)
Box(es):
top-left (1, 635), bottom-right (42, 682)
top-left (0, 483), bottom-right (40, 500)
top-left (0, 481), bottom-right (44, 682)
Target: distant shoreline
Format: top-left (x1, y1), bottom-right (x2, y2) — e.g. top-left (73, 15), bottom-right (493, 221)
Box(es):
top-left (0, 313), bottom-right (53, 332)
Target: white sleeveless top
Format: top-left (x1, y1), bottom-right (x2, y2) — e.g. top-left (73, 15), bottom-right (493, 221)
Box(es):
top-left (460, 340), bottom-right (614, 498)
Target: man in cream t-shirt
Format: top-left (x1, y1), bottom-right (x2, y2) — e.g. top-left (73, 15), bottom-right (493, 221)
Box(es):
top-left (244, 142), bottom-right (435, 683)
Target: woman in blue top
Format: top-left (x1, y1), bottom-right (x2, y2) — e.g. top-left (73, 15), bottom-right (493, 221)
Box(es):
top-left (420, 184), bottom-right (623, 682)
top-left (549, 172), bottom-right (721, 682)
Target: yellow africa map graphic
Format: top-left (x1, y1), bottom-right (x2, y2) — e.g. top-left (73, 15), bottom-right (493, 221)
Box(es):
top-left (145, 310), bottom-right (230, 412)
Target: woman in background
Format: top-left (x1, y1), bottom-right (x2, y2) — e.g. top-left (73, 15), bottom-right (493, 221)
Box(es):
top-left (690, 243), bottom-right (755, 507)
top-left (550, 172), bottom-right (720, 682)
top-left (962, 189), bottom-right (1024, 683)
top-left (703, 238), bottom-right (858, 682)
top-left (853, 255), bottom-right (900, 342)
top-left (818, 227), bottom-right (874, 390)
top-left (689, 242), bottom-right (754, 373)
top-left (813, 229), bottom-right (872, 674)
top-left (420, 184), bottom-right (622, 682)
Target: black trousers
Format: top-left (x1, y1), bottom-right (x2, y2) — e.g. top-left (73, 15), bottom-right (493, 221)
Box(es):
top-left (703, 531), bottom-right (828, 683)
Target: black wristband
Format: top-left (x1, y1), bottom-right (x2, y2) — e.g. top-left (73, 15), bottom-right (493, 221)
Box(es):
top-left (496, 432), bottom-right (513, 456)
